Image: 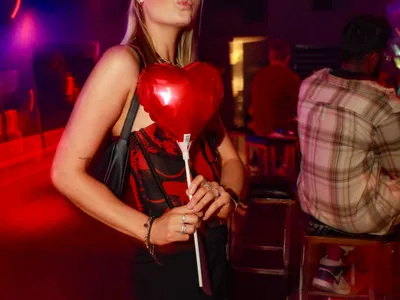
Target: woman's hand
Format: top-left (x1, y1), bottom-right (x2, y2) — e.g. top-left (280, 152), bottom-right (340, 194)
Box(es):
top-left (186, 175), bottom-right (234, 221)
top-left (150, 206), bottom-right (202, 246)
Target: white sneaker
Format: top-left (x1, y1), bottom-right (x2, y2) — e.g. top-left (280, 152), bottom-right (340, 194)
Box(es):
top-left (312, 257), bottom-right (351, 295)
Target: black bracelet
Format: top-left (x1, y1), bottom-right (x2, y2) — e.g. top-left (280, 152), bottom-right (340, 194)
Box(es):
top-left (144, 216), bottom-right (161, 264)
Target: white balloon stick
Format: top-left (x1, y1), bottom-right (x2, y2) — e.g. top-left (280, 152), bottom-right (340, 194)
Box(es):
top-left (177, 136), bottom-right (203, 288)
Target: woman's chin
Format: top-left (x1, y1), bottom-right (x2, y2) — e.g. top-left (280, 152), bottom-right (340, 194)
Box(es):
top-left (173, 14), bottom-right (193, 28)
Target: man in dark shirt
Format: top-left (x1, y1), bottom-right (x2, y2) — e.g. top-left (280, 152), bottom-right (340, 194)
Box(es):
top-left (249, 40), bottom-right (300, 137)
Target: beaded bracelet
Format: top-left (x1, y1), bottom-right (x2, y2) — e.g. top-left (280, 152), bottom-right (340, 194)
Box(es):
top-left (144, 216), bottom-right (161, 264)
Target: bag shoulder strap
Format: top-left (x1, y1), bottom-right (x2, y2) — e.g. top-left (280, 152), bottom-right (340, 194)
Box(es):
top-left (120, 46), bottom-right (145, 140)
top-left (133, 131), bottom-right (174, 210)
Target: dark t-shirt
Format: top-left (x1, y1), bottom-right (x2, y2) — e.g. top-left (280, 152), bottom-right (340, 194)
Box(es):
top-left (249, 64), bottom-right (300, 137)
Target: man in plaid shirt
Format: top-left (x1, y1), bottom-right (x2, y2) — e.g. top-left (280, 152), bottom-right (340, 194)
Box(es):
top-left (297, 15), bottom-right (396, 294)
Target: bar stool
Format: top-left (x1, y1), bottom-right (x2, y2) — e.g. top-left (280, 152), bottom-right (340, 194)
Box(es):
top-left (300, 218), bottom-right (396, 300)
top-left (231, 176), bottom-right (297, 283)
top-left (245, 135), bottom-right (269, 176)
top-left (245, 134), bottom-right (299, 179)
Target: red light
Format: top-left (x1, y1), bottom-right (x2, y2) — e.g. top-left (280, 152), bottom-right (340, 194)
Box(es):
top-left (11, 0), bottom-right (22, 19)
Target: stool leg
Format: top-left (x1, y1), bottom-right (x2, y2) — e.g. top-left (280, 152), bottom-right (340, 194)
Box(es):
top-left (385, 243), bottom-right (395, 300)
top-left (300, 238), bottom-right (311, 300)
top-left (286, 145), bottom-right (296, 182)
top-left (282, 204), bottom-right (293, 297)
top-left (368, 245), bottom-right (378, 300)
top-left (269, 146), bottom-right (277, 176)
top-left (295, 142), bottom-right (301, 176)
top-left (263, 146), bottom-right (269, 177)
top-left (283, 204), bottom-right (292, 278)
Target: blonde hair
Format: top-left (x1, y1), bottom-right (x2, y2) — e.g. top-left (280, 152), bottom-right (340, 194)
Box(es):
top-left (121, 0), bottom-right (197, 66)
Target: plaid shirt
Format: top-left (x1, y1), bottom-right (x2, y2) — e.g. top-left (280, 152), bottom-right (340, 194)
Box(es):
top-left (297, 69), bottom-right (400, 235)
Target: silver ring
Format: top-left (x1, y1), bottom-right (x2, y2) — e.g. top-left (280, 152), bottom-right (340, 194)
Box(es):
top-left (203, 182), bottom-right (212, 191)
top-left (182, 214), bottom-right (186, 223)
top-left (214, 188), bottom-right (221, 198)
top-left (181, 224), bottom-right (187, 234)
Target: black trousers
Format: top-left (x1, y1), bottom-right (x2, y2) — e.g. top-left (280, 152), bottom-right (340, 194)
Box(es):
top-left (306, 214), bottom-right (398, 242)
top-left (131, 225), bottom-right (228, 300)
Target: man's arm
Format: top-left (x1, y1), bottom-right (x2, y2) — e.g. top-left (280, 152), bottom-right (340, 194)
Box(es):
top-left (370, 109), bottom-right (400, 224)
top-left (374, 111), bottom-right (400, 179)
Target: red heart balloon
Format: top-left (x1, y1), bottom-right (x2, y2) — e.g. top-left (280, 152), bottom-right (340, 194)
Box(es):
top-left (137, 62), bottom-right (224, 142)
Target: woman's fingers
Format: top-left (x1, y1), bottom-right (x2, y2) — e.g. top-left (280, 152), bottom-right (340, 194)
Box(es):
top-left (187, 175), bottom-right (206, 195)
top-left (192, 190), bottom-right (215, 212)
top-left (170, 205), bottom-right (197, 215)
top-left (187, 180), bottom-right (218, 209)
top-left (166, 215), bottom-right (198, 243)
top-left (203, 190), bottom-right (231, 220)
top-left (171, 223), bottom-right (197, 235)
top-left (174, 213), bottom-right (201, 227)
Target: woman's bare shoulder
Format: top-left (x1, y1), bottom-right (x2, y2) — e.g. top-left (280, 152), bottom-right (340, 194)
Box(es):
top-left (96, 45), bottom-right (141, 83)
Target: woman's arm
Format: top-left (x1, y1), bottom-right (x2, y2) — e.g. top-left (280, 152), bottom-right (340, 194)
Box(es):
top-left (51, 46), bottom-right (200, 245)
top-left (217, 125), bottom-right (246, 201)
top-left (51, 46), bottom-right (150, 240)
top-left (187, 121), bottom-right (246, 220)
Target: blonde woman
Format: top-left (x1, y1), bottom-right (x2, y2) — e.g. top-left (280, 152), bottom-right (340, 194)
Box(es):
top-left (51, 0), bottom-right (245, 299)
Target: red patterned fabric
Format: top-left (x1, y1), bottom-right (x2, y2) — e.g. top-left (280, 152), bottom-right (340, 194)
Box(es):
top-left (126, 117), bottom-right (226, 298)
top-left (126, 117), bottom-right (223, 217)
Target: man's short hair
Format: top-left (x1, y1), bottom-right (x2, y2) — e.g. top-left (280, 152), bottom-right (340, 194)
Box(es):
top-left (340, 15), bottom-right (392, 63)
top-left (268, 39), bottom-right (291, 62)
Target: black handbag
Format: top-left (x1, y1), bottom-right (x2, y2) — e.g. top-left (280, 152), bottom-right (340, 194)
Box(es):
top-left (89, 48), bottom-right (144, 198)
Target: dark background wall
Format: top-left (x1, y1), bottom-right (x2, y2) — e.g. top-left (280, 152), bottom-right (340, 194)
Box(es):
top-left (0, 0), bottom-right (390, 100)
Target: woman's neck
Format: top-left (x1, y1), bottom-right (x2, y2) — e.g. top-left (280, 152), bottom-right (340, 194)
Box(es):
top-left (146, 22), bottom-right (180, 62)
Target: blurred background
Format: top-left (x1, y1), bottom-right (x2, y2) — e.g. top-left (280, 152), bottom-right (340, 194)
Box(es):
top-left (1, 0), bottom-right (400, 299)
top-left (0, 0), bottom-right (392, 144)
